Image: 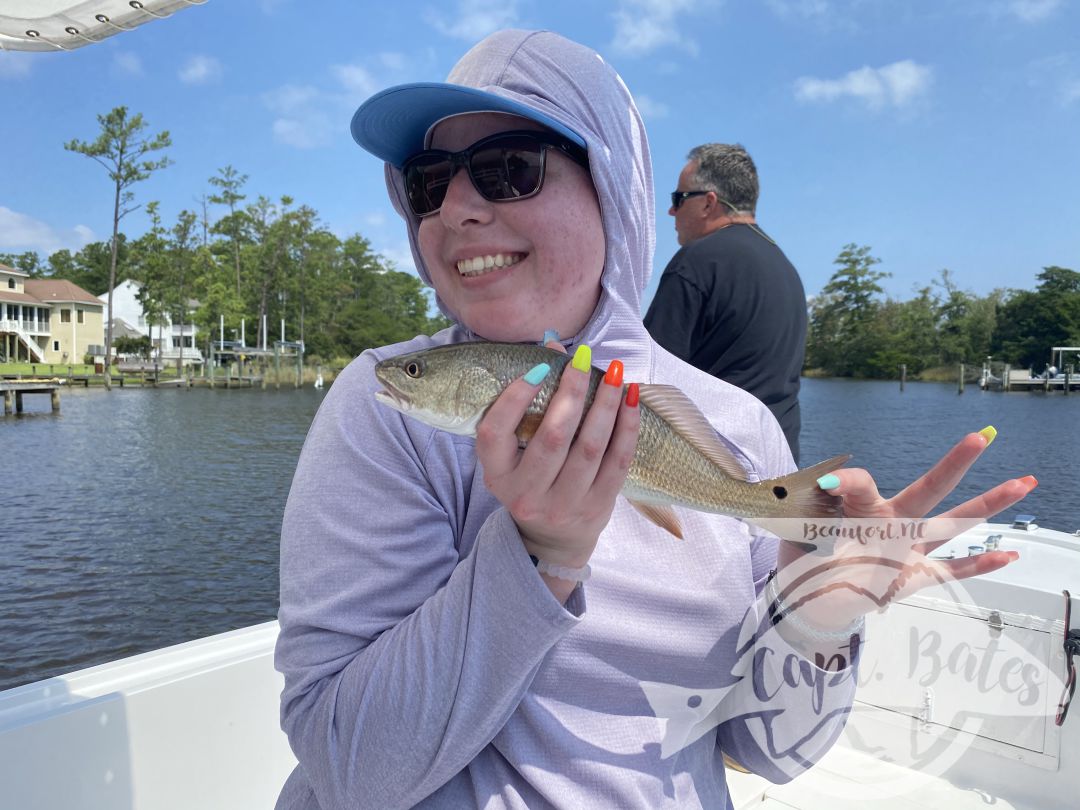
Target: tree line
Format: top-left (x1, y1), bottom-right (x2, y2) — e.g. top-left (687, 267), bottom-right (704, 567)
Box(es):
top-left (1, 106), bottom-right (448, 381)
top-left (806, 244), bottom-right (1079, 378)
top-left (4, 108), bottom-right (1074, 379)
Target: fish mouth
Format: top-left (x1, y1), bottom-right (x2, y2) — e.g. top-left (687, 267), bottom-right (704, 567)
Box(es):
top-left (374, 388), bottom-right (409, 411)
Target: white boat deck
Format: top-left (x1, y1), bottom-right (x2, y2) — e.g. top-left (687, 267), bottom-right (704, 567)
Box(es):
top-left (2, 521), bottom-right (1077, 809)
top-left (728, 742), bottom-right (1025, 809)
top-left (0, 622), bottom-right (295, 809)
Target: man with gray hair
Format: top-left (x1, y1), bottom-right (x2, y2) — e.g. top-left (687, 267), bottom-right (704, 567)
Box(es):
top-left (644, 143), bottom-right (807, 462)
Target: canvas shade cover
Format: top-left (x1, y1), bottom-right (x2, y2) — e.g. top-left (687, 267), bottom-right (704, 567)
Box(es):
top-left (0, 0), bottom-right (203, 52)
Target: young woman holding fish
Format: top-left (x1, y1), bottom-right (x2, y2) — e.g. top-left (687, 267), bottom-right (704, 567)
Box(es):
top-left (275, 30), bottom-right (1034, 810)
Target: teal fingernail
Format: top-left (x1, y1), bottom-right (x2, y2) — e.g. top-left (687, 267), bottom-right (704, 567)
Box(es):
top-left (817, 474), bottom-right (840, 491)
top-left (542, 329), bottom-right (559, 344)
top-left (523, 363), bottom-right (551, 385)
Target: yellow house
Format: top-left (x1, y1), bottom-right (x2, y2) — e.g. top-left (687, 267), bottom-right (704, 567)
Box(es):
top-left (0, 264), bottom-right (105, 364)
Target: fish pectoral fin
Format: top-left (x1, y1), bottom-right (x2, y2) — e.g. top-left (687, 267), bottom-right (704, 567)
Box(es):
top-left (627, 499), bottom-right (684, 539)
top-left (636, 384), bottom-right (748, 482)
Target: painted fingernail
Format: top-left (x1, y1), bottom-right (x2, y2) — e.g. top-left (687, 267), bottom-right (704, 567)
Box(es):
top-left (523, 363), bottom-right (551, 385)
top-left (625, 382), bottom-right (639, 408)
top-left (978, 426), bottom-right (997, 446)
top-left (1019, 474), bottom-right (1038, 489)
top-left (817, 474), bottom-right (840, 491)
top-left (542, 329), bottom-right (559, 345)
top-left (572, 344), bottom-right (592, 373)
top-left (604, 360), bottom-right (624, 387)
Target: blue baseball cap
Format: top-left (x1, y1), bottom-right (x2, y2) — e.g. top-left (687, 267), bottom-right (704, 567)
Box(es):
top-left (350, 82), bottom-right (587, 168)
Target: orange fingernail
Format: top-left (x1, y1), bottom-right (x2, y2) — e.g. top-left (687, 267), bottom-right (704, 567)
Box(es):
top-left (626, 382), bottom-right (639, 408)
top-left (1020, 474), bottom-right (1038, 489)
top-left (605, 360), bottom-right (624, 387)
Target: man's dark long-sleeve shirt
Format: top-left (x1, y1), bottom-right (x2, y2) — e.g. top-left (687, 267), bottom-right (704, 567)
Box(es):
top-left (644, 223), bottom-right (807, 463)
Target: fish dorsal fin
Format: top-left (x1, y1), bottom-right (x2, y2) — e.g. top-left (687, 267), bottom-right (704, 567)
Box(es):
top-left (636, 384), bottom-right (748, 482)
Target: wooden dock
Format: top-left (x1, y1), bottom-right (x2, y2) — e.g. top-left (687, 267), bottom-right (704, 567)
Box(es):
top-left (1, 380), bottom-right (60, 414)
top-left (981, 364), bottom-right (1080, 393)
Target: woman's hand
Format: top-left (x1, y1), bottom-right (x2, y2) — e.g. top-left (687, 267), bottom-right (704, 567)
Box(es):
top-left (774, 428), bottom-right (1037, 630)
top-left (474, 340), bottom-right (641, 601)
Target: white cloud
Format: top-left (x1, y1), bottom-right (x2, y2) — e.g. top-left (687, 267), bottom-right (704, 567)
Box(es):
top-left (376, 242), bottom-right (420, 277)
top-left (113, 52), bottom-right (143, 76)
top-left (610, 0), bottom-right (704, 57)
top-left (1002, 0), bottom-right (1063, 22)
top-left (1063, 78), bottom-right (1080, 105)
top-left (764, 0), bottom-right (858, 33)
top-left (178, 55), bottom-right (222, 85)
top-left (425, 0), bottom-right (519, 41)
top-left (1026, 53), bottom-right (1080, 106)
top-left (263, 83), bottom-right (320, 115)
top-left (332, 65), bottom-right (379, 98)
top-left (794, 60), bottom-right (933, 110)
top-left (633, 94), bottom-right (669, 120)
top-left (265, 55), bottom-right (411, 150)
top-left (0, 207), bottom-right (95, 256)
top-left (272, 115), bottom-right (334, 149)
top-left (765, 0), bottom-right (831, 20)
top-left (378, 52), bottom-right (408, 72)
top-left (0, 51), bottom-right (32, 78)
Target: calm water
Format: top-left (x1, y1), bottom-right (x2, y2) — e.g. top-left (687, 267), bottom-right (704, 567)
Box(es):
top-left (2, 377), bottom-right (1077, 691)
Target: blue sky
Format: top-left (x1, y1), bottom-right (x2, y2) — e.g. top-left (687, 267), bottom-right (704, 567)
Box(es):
top-left (1, 0), bottom-right (1078, 311)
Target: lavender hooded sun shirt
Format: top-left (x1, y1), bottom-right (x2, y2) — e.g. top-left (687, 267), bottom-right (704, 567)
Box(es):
top-left (276, 29), bottom-right (856, 810)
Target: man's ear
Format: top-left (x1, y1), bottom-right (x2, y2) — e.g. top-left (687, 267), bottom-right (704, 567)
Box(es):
top-left (704, 191), bottom-right (722, 218)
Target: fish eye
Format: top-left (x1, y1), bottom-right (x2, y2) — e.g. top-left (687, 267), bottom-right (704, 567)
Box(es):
top-left (405, 361), bottom-right (423, 378)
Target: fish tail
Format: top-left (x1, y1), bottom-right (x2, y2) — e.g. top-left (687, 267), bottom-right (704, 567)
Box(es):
top-left (763, 454), bottom-right (852, 518)
top-left (751, 454), bottom-right (851, 552)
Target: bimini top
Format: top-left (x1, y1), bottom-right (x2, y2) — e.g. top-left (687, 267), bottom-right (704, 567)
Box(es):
top-left (0, 0), bottom-right (205, 52)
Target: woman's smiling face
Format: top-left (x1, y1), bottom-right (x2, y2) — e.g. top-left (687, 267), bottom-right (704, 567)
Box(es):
top-left (416, 112), bottom-right (606, 343)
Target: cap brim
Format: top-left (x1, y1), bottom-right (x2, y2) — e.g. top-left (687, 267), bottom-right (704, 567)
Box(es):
top-left (350, 82), bottom-right (586, 167)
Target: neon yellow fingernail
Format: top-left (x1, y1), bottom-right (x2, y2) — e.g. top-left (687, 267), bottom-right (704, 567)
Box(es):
top-left (978, 426), bottom-right (997, 446)
top-left (572, 344), bottom-right (592, 373)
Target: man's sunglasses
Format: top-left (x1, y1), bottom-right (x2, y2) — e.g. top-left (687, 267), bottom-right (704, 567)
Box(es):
top-left (402, 130), bottom-right (589, 218)
top-left (670, 190), bottom-right (712, 210)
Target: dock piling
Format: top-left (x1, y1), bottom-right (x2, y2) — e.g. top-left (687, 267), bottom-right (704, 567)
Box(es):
top-left (0, 381), bottom-right (59, 415)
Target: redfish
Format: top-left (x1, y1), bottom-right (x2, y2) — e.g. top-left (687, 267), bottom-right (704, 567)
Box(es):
top-left (375, 342), bottom-right (848, 540)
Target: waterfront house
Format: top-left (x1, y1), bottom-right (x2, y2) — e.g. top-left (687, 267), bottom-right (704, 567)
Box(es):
top-left (100, 279), bottom-right (203, 366)
top-left (0, 264), bottom-right (104, 364)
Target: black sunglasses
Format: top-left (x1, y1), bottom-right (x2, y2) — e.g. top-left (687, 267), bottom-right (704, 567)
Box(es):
top-left (402, 130), bottom-right (589, 218)
top-left (670, 190), bottom-right (712, 210)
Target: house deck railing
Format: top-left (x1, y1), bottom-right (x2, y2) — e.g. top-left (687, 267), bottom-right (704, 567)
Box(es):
top-left (0, 319), bottom-right (50, 335)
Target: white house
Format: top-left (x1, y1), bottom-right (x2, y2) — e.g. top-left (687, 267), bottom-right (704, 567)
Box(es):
top-left (99, 280), bottom-right (203, 366)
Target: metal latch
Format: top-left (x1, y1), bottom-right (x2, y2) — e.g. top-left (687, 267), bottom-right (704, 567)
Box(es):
top-left (920, 688), bottom-right (935, 727)
top-left (988, 611), bottom-right (1004, 632)
top-left (1012, 514), bottom-right (1037, 530)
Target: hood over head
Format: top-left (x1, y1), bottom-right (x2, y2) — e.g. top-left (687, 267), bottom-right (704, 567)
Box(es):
top-left (350, 29), bottom-right (655, 362)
